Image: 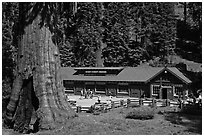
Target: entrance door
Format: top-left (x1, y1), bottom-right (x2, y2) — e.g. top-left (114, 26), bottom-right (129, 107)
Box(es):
top-left (162, 88), bottom-right (167, 99)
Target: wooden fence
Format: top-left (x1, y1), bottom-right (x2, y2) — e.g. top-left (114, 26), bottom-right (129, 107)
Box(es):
top-left (68, 98), bottom-right (181, 113)
top-left (127, 98), bottom-right (180, 108)
top-left (68, 100), bottom-right (77, 112)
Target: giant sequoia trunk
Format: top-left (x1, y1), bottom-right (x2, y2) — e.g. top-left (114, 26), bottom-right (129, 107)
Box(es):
top-left (4, 11), bottom-right (76, 133)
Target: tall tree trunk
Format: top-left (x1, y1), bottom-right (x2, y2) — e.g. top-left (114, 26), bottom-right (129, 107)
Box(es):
top-left (95, 41), bottom-right (105, 67)
top-left (4, 7), bottom-right (76, 133)
top-left (94, 2), bottom-right (106, 67)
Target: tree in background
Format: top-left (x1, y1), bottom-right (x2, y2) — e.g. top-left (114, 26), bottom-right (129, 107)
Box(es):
top-left (102, 2), bottom-right (143, 66)
top-left (102, 3), bottom-right (177, 66)
top-left (58, 2), bottom-right (178, 67)
top-left (2, 2), bottom-right (19, 113)
top-left (64, 2), bottom-right (107, 67)
top-left (176, 2), bottom-right (202, 63)
top-left (136, 3), bottom-right (177, 64)
top-left (2, 3), bottom-right (19, 84)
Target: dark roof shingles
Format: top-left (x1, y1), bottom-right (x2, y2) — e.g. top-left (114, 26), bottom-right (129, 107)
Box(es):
top-left (59, 66), bottom-right (191, 84)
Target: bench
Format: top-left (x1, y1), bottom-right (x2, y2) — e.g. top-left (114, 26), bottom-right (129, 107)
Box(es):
top-left (81, 106), bottom-right (91, 112)
top-left (169, 100), bottom-right (180, 107)
top-left (71, 106), bottom-right (77, 112)
top-left (111, 100), bottom-right (121, 108)
top-left (76, 106), bottom-right (92, 113)
top-left (68, 100), bottom-right (77, 106)
top-left (143, 100), bottom-right (153, 106)
top-left (156, 99), bottom-right (166, 107)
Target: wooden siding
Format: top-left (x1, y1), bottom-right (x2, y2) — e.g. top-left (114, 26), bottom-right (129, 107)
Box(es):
top-left (149, 70), bottom-right (187, 99)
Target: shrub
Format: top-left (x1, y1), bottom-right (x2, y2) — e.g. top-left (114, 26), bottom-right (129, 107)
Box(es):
top-left (127, 103), bottom-right (140, 108)
top-left (125, 106), bottom-right (155, 120)
top-left (2, 78), bottom-right (12, 112)
top-left (181, 105), bottom-right (202, 115)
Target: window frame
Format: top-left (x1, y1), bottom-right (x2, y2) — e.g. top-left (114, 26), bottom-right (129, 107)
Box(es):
top-left (118, 85), bottom-right (129, 94)
top-left (152, 85), bottom-right (160, 96)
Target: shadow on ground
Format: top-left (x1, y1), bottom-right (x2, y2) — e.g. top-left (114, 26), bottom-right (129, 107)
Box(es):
top-left (164, 111), bottom-right (202, 134)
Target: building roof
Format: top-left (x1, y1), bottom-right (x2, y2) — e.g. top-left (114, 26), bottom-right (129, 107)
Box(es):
top-left (59, 66), bottom-right (192, 84)
top-left (74, 67), bottom-right (124, 70)
top-left (166, 67), bottom-right (192, 84)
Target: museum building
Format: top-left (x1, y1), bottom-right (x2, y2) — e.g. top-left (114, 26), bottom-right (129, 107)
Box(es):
top-left (60, 66), bottom-right (191, 99)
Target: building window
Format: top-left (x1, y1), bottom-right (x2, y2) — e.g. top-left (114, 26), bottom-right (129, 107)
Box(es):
top-left (63, 81), bottom-right (74, 93)
top-left (64, 86), bottom-right (74, 93)
top-left (95, 85), bottom-right (106, 94)
top-left (85, 85), bottom-right (95, 91)
top-left (84, 70), bottom-right (107, 76)
top-left (96, 86), bottom-right (105, 91)
top-left (118, 86), bottom-right (129, 94)
top-left (174, 86), bottom-right (182, 97)
top-left (152, 85), bottom-right (160, 96)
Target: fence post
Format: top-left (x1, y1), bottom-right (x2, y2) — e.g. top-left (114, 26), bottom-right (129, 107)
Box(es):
top-left (139, 98), bottom-right (142, 106)
top-left (178, 98), bottom-right (183, 109)
top-left (77, 106), bottom-right (81, 113)
top-left (152, 98), bottom-right (155, 107)
top-left (101, 103), bottom-right (105, 112)
top-left (120, 100), bottom-right (124, 107)
top-left (111, 101), bottom-right (115, 109)
top-left (127, 99), bottom-right (130, 107)
top-left (163, 99), bottom-right (166, 106)
top-left (166, 99), bottom-right (170, 106)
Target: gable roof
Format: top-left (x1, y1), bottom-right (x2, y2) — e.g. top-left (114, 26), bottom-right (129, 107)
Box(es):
top-left (166, 67), bottom-right (192, 84)
top-left (116, 66), bottom-right (164, 82)
top-left (59, 66), bottom-right (191, 84)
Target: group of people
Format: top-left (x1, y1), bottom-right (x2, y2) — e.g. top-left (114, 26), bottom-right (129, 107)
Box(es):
top-left (80, 89), bottom-right (93, 99)
top-left (183, 90), bottom-right (202, 109)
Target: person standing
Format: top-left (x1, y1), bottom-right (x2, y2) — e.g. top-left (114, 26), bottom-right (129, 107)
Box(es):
top-left (90, 90), bottom-right (93, 99)
top-left (80, 89), bottom-right (84, 99)
top-left (85, 89), bottom-right (88, 99)
top-left (97, 95), bottom-right (101, 103)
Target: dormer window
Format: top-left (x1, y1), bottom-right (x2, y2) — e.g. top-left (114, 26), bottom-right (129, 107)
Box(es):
top-left (85, 70), bottom-right (107, 74)
top-left (74, 67), bottom-right (124, 76)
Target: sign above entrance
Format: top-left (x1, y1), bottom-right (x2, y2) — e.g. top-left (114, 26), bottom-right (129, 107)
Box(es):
top-left (85, 82), bottom-right (95, 85)
top-left (162, 86), bottom-right (172, 89)
top-left (118, 82), bottom-right (129, 86)
top-left (96, 82), bottom-right (106, 85)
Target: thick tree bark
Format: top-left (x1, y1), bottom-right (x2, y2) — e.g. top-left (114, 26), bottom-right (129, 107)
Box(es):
top-left (4, 12), bottom-right (76, 133)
